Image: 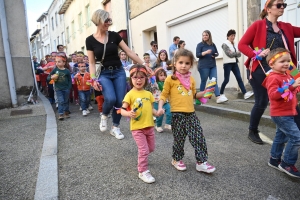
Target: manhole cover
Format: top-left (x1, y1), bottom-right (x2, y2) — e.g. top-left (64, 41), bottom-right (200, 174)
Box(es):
top-left (10, 109), bottom-right (32, 116)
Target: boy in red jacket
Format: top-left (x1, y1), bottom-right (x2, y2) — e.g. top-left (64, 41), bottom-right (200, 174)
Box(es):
top-left (74, 62), bottom-right (91, 116)
top-left (262, 48), bottom-right (300, 178)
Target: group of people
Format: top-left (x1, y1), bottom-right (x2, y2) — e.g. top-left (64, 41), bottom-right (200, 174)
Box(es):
top-left (34, 0), bottom-right (300, 184)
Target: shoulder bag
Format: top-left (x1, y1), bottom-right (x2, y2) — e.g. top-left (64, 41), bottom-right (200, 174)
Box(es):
top-left (95, 31), bottom-right (108, 79)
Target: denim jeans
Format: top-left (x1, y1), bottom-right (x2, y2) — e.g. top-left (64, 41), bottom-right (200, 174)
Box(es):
top-left (56, 89), bottom-right (70, 114)
top-left (198, 66), bottom-right (220, 96)
top-left (220, 62), bottom-right (246, 94)
top-left (271, 116), bottom-right (300, 165)
top-left (99, 67), bottom-right (126, 126)
top-left (78, 90), bottom-right (91, 111)
top-left (153, 102), bottom-right (172, 127)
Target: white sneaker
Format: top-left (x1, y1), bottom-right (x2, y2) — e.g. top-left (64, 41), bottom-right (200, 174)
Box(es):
top-left (244, 91), bottom-right (254, 100)
top-left (82, 110), bottom-right (87, 116)
top-left (164, 124), bottom-right (171, 130)
top-left (110, 127), bottom-right (124, 139)
top-left (79, 107), bottom-right (82, 111)
top-left (86, 109), bottom-right (90, 114)
top-left (196, 162), bottom-right (216, 173)
top-left (216, 94), bottom-right (228, 104)
top-left (88, 104), bottom-right (93, 110)
top-left (138, 170), bottom-right (155, 183)
top-left (155, 126), bottom-right (163, 133)
top-left (99, 115), bottom-right (108, 132)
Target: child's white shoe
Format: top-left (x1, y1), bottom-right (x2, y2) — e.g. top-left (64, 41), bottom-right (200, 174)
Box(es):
top-left (138, 170), bottom-right (155, 183)
top-left (196, 162), bottom-right (216, 173)
top-left (155, 126), bottom-right (163, 133)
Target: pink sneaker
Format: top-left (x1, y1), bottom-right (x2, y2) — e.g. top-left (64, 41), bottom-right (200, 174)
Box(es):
top-left (172, 159), bottom-right (187, 171)
top-left (196, 162), bottom-right (216, 173)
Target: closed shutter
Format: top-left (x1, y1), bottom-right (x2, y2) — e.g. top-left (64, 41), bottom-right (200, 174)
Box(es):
top-left (169, 6), bottom-right (228, 58)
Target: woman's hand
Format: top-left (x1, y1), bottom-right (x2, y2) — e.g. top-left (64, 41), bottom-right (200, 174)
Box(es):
top-left (93, 80), bottom-right (102, 91)
top-left (258, 48), bottom-right (270, 57)
top-left (206, 49), bottom-right (212, 54)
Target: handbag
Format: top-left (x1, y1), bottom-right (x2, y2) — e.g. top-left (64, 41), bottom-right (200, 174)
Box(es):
top-left (95, 31), bottom-right (108, 79)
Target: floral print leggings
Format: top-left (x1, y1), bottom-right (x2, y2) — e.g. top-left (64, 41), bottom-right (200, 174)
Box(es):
top-left (171, 112), bottom-right (208, 163)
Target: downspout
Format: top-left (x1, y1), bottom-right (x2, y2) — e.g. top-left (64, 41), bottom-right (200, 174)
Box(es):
top-left (23, 0), bottom-right (39, 96)
top-left (0, 0), bottom-right (18, 107)
top-left (125, 0), bottom-right (133, 50)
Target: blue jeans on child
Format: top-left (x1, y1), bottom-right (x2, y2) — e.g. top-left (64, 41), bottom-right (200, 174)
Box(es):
top-left (198, 66), bottom-right (220, 96)
top-left (78, 90), bottom-right (91, 111)
top-left (153, 102), bottom-right (172, 127)
top-left (271, 116), bottom-right (300, 165)
top-left (100, 67), bottom-right (126, 127)
top-left (56, 89), bottom-right (70, 114)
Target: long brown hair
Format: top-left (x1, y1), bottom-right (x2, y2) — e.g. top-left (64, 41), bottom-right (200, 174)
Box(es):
top-left (171, 49), bottom-right (195, 80)
top-left (202, 30), bottom-right (213, 45)
top-left (259, 0), bottom-right (277, 19)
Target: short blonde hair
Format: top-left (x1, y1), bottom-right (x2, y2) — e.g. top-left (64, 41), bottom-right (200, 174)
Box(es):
top-left (91, 9), bottom-right (109, 26)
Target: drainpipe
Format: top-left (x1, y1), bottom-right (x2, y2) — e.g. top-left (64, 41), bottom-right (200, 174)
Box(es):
top-left (0, 0), bottom-right (18, 107)
top-left (125, 0), bottom-right (133, 50)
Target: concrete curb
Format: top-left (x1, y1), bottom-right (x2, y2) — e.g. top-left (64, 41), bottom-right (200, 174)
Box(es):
top-left (195, 104), bottom-right (275, 128)
top-left (34, 93), bottom-right (58, 200)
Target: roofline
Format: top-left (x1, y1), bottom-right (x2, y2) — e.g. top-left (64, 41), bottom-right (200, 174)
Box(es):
top-left (37, 12), bottom-right (48, 22)
top-left (58, 0), bottom-right (73, 14)
top-left (31, 29), bottom-right (41, 36)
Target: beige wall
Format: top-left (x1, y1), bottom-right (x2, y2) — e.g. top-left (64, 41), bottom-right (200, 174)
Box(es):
top-left (129, 0), bottom-right (248, 90)
top-left (129, 0), bottom-right (166, 18)
top-left (63, 0), bottom-right (127, 54)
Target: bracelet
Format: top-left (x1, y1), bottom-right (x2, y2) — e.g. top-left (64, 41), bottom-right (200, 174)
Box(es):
top-left (91, 74), bottom-right (96, 79)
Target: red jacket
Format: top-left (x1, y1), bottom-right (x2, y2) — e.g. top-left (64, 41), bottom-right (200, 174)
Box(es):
top-left (262, 72), bottom-right (300, 116)
top-left (75, 72), bottom-right (91, 91)
top-left (238, 19), bottom-right (300, 72)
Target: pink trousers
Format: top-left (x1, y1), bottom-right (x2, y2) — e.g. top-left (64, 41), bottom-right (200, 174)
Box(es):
top-left (132, 127), bottom-right (155, 173)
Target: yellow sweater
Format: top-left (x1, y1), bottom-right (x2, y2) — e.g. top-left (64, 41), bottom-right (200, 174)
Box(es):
top-left (160, 75), bottom-right (196, 113)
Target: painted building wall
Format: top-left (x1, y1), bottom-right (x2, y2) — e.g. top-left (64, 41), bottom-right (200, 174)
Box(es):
top-left (129, 0), bottom-right (245, 90)
top-left (0, 0), bottom-right (33, 108)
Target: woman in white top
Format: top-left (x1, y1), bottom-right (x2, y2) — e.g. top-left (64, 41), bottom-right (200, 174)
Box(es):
top-left (146, 41), bottom-right (159, 67)
top-left (220, 29), bottom-right (253, 101)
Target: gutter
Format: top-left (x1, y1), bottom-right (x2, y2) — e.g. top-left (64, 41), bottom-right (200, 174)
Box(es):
top-left (0, 0), bottom-right (18, 107)
top-left (125, 0), bottom-right (133, 49)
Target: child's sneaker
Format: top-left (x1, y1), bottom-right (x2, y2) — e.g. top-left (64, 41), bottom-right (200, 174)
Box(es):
top-left (155, 126), bottom-right (163, 133)
top-left (164, 124), bottom-right (171, 130)
top-left (279, 161), bottom-right (300, 178)
top-left (110, 127), bottom-right (124, 139)
top-left (86, 109), bottom-right (90, 114)
top-left (88, 104), bottom-right (93, 110)
top-left (268, 157), bottom-right (281, 171)
top-left (99, 115), bottom-right (108, 132)
top-left (196, 162), bottom-right (216, 173)
top-left (138, 170), bottom-right (155, 183)
top-left (171, 159), bottom-right (186, 171)
top-left (58, 114), bottom-right (64, 120)
top-left (82, 110), bottom-right (87, 116)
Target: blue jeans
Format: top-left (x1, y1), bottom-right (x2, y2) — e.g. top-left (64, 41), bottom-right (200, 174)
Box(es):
top-left (220, 63), bottom-right (246, 94)
top-left (271, 116), bottom-right (300, 165)
top-left (56, 89), bottom-right (70, 114)
top-left (198, 66), bottom-right (220, 96)
top-left (153, 102), bottom-right (172, 127)
top-left (100, 67), bottom-right (126, 126)
top-left (78, 90), bottom-right (91, 111)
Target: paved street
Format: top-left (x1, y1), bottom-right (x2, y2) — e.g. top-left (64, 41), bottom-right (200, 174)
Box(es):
top-left (57, 103), bottom-right (300, 199)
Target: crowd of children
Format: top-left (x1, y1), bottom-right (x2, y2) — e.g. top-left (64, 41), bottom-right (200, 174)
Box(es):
top-left (33, 44), bottom-right (300, 184)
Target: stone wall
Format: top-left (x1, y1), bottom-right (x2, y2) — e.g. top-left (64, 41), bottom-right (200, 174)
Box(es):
top-left (129, 0), bottom-right (167, 19)
top-left (247, 0), bottom-right (261, 27)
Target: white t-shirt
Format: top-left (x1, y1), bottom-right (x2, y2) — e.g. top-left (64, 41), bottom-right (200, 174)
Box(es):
top-left (146, 49), bottom-right (159, 66)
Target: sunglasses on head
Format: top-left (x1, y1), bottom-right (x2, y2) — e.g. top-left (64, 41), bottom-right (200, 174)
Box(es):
top-left (273, 3), bottom-right (287, 9)
top-left (104, 18), bottom-right (112, 24)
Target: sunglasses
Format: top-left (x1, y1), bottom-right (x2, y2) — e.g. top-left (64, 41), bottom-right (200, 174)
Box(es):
top-left (104, 18), bottom-right (112, 24)
top-left (153, 45), bottom-right (158, 47)
top-left (273, 3), bottom-right (287, 9)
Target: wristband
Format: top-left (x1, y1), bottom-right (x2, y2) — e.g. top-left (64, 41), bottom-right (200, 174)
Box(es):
top-left (91, 73), bottom-right (96, 79)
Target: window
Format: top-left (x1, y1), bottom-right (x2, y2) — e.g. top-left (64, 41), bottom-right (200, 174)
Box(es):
top-left (53, 39), bottom-right (56, 51)
top-left (55, 12), bottom-right (58, 26)
top-left (43, 27), bottom-right (45, 35)
top-left (85, 5), bottom-right (91, 27)
top-left (66, 27), bottom-right (70, 43)
top-left (46, 25), bottom-right (48, 34)
top-left (61, 32), bottom-right (65, 45)
top-left (57, 36), bottom-right (60, 45)
top-left (47, 44), bottom-right (50, 54)
top-left (60, 14), bottom-right (63, 21)
top-left (51, 17), bottom-right (54, 30)
top-left (78, 12), bottom-right (83, 33)
top-left (71, 21), bottom-right (75, 39)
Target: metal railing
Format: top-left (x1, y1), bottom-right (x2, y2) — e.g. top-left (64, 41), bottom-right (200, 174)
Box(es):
top-left (296, 40), bottom-right (300, 68)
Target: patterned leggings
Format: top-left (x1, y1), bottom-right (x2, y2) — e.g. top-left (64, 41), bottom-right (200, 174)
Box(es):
top-left (171, 112), bottom-right (208, 163)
